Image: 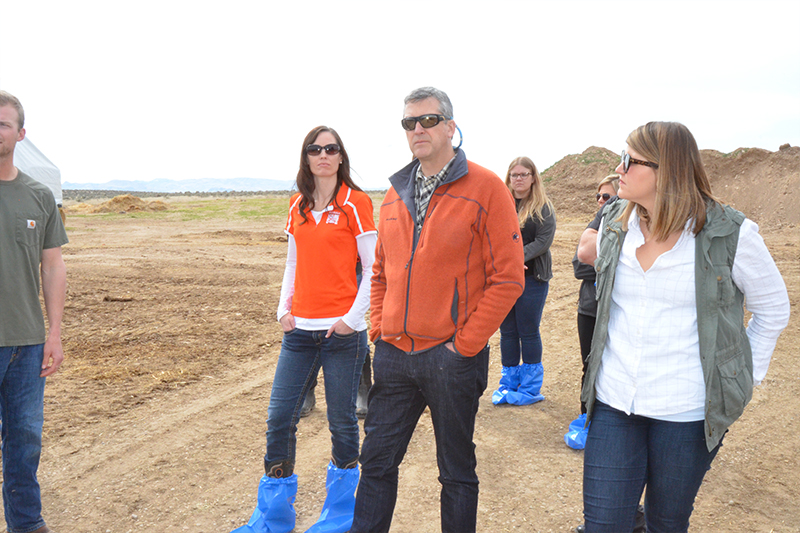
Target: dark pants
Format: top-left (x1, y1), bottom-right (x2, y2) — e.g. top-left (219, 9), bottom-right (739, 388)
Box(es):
top-left (499, 277), bottom-right (548, 367)
top-left (351, 341), bottom-right (490, 533)
top-left (0, 345), bottom-right (47, 533)
top-left (583, 401), bottom-right (721, 533)
top-left (265, 329), bottom-right (366, 471)
top-left (576, 313), bottom-right (596, 414)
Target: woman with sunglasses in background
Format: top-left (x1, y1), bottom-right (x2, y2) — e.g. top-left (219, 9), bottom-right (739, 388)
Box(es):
top-left (492, 156), bottom-right (555, 406)
top-left (233, 126), bottom-right (376, 533)
top-left (577, 122), bottom-right (789, 533)
top-left (565, 174), bottom-right (620, 449)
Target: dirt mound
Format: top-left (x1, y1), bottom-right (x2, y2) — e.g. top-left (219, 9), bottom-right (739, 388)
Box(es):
top-left (701, 145), bottom-right (799, 227)
top-left (65, 202), bottom-right (95, 214)
top-left (67, 194), bottom-right (169, 214)
top-left (542, 146), bottom-right (620, 220)
top-left (543, 144), bottom-right (799, 227)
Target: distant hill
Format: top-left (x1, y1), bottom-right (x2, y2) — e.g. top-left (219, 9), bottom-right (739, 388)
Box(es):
top-left (542, 144), bottom-right (799, 228)
top-left (62, 177), bottom-right (296, 193)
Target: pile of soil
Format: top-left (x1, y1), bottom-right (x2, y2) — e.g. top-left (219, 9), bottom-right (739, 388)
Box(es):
top-left (66, 194), bottom-right (169, 214)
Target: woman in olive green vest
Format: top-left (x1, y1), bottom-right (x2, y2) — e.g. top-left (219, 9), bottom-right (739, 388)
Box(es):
top-left (576, 122), bottom-right (790, 533)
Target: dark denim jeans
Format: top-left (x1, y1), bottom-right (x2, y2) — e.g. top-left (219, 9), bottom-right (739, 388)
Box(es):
top-left (351, 340), bottom-right (490, 533)
top-left (0, 345), bottom-right (47, 533)
top-left (583, 401), bottom-right (721, 533)
top-left (499, 277), bottom-right (548, 366)
top-left (265, 328), bottom-right (366, 471)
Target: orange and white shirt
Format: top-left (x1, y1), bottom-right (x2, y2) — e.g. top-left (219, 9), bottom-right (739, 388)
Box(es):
top-left (277, 185), bottom-right (377, 331)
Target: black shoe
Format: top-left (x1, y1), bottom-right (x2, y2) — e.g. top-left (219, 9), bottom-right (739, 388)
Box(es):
top-left (355, 351), bottom-right (371, 419)
top-left (633, 504), bottom-right (646, 533)
top-left (355, 382), bottom-right (369, 419)
top-left (300, 377), bottom-right (317, 417)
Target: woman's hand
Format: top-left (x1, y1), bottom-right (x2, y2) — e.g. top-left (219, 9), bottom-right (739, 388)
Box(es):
top-left (279, 313), bottom-right (296, 332)
top-left (326, 319), bottom-right (354, 338)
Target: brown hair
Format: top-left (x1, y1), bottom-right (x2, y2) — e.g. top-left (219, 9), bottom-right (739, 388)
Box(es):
top-left (504, 156), bottom-right (554, 225)
top-left (295, 126), bottom-right (362, 224)
top-left (0, 90), bottom-right (24, 130)
top-left (620, 122), bottom-right (716, 240)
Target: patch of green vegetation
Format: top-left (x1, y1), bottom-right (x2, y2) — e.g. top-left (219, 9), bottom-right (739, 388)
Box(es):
top-left (67, 197), bottom-right (292, 222)
top-left (169, 198), bottom-right (288, 221)
top-left (722, 148), bottom-right (749, 158)
top-left (579, 153), bottom-right (617, 166)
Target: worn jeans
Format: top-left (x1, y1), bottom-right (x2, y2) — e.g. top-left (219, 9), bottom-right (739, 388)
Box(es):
top-left (0, 345), bottom-right (47, 533)
top-left (351, 340), bottom-right (490, 533)
top-left (499, 277), bottom-right (548, 366)
top-left (265, 328), bottom-right (366, 472)
top-left (583, 401), bottom-right (721, 533)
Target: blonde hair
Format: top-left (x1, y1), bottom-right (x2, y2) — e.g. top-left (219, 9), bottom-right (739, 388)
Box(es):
top-left (597, 174), bottom-right (619, 193)
top-left (504, 156), bottom-right (554, 225)
top-left (620, 122), bottom-right (716, 241)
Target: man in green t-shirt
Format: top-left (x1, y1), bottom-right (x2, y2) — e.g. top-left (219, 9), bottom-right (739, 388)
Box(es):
top-left (0, 90), bottom-right (67, 533)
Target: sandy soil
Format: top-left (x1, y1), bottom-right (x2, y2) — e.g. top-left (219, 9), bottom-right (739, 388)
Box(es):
top-left (2, 144), bottom-right (798, 533)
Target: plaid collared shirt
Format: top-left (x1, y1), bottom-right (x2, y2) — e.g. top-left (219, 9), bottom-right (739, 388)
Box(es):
top-left (414, 156), bottom-right (456, 230)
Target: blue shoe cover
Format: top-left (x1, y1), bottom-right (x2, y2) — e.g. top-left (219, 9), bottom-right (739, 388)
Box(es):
top-left (505, 363), bottom-right (545, 405)
top-left (492, 366), bottom-right (521, 405)
top-left (231, 474), bottom-right (297, 533)
top-left (564, 413), bottom-right (590, 450)
top-left (305, 462), bottom-right (359, 533)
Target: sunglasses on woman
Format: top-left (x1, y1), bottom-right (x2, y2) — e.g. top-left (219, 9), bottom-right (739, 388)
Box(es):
top-left (621, 150), bottom-right (659, 172)
top-left (596, 193), bottom-right (611, 201)
top-left (306, 144), bottom-right (341, 156)
top-left (401, 114), bottom-right (451, 131)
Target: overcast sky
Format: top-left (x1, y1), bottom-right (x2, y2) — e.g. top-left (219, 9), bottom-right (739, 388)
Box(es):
top-left (2, 0), bottom-right (799, 189)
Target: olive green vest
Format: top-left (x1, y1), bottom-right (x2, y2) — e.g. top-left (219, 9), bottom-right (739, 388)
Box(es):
top-left (581, 200), bottom-right (750, 451)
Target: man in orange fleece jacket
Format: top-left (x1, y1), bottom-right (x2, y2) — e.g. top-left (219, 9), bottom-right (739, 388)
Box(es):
top-left (351, 87), bottom-right (525, 533)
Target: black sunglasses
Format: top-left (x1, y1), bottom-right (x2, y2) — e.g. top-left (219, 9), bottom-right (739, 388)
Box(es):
top-left (401, 114), bottom-right (451, 131)
top-left (596, 193), bottom-right (611, 201)
top-left (621, 150), bottom-right (658, 172)
top-left (306, 143), bottom-right (341, 156)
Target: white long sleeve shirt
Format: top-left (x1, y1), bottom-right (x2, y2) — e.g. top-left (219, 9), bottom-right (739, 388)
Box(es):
top-left (596, 212), bottom-right (790, 421)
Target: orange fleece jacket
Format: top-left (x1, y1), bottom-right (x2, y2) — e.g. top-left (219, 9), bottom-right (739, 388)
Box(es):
top-left (370, 153), bottom-right (525, 356)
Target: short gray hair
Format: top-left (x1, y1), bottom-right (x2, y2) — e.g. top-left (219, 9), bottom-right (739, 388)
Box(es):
top-left (404, 87), bottom-right (453, 119)
top-left (0, 90), bottom-right (24, 129)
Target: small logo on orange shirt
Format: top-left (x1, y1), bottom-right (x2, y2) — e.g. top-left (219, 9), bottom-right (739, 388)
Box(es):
top-left (27, 220), bottom-right (37, 229)
top-left (327, 211), bottom-right (340, 224)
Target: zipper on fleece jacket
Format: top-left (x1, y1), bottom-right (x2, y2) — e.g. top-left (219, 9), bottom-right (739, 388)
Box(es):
top-left (401, 216), bottom-right (424, 354)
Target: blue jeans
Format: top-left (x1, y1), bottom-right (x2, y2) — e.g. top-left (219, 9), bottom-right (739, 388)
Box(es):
top-left (499, 277), bottom-right (549, 366)
top-left (0, 345), bottom-right (47, 533)
top-left (351, 340), bottom-right (490, 533)
top-left (583, 401), bottom-right (721, 533)
top-left (265, 328), bottom-right (366, 472)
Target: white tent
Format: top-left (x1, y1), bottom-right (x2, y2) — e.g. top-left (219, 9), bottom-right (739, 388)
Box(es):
top-left (14, 136), bottom-right (62, 206)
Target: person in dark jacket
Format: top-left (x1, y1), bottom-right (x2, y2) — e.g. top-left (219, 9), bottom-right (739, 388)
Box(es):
top-left (492, 156), bottom-right (556, 406)
top-left (566, 175), bottom-right (619, 447)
